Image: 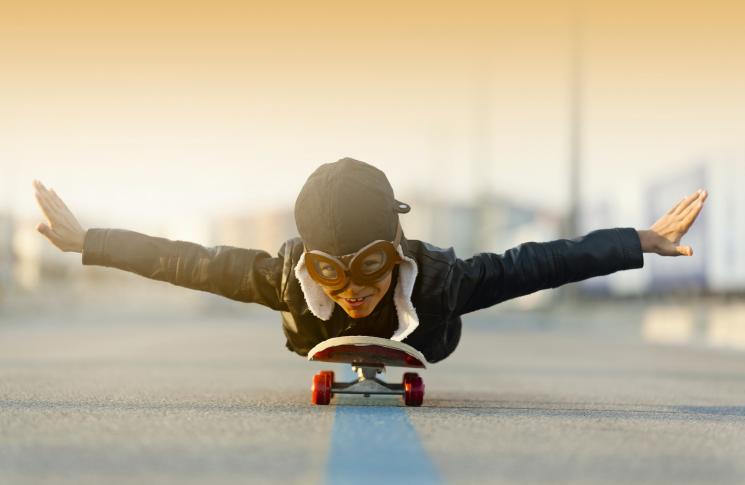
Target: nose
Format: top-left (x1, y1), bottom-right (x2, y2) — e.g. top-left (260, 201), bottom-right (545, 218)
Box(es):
top-left (338, 281), bottom-right (366, 297)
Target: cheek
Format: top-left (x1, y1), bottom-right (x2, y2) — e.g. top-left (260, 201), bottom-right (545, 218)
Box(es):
top-left (321, 288), bottom-right (342, 304)
top-left (374, 273), bottom-right (393, 294)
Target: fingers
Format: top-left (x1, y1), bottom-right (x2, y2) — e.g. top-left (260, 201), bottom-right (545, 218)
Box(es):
top-left (33, 180), bottom-right (86, 253)
top-left (666, 190), bottom-right (706, 257)
top-left (50, 189), bottom-right (69, 210)
top-left (34, 180), bottom-right (64, 211)
top-left (674, 245), bottom-right (693, 256)
top-left (35, 222), bottom-right (61, 248)
top-left (33, 180), bottom-right (53, 205)
top-left (667, 196), bottom-right (687, 215)
top-left (33, 183), bottom-right (56, 223)
top-left (680, 197), bottom-right (703, 219)
top-left (33, 179), bottom-right (71, 220)
top-left (680, 190), bottom-right (707, 226)
top-left (36, 222), bottom-right (53, 238)
top-left (672, 189), bottom-right (706, 216)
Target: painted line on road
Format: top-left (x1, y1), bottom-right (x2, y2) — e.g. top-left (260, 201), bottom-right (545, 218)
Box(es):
top-left (325, 366), bottom-right (441, 485)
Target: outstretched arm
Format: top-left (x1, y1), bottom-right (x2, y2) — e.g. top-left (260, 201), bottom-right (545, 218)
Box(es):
top-left (445, 188), bottom-right (708, 316)
top-left (637, 188), bottom-right (707, 257)
top-left (32, 179), bottom-right (287, 310)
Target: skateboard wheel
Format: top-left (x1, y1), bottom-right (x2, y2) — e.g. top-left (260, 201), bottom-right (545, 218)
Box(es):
top-left (320, 370), bottom-right (335, 389)
top-left (403, 373), bottom-right (424, 407)
top-left (311, 372), bottom-right (332, 405)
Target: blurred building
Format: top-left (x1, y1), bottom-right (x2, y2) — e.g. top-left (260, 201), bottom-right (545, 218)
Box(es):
top-left (705, 154), bottom-right (745, 294)
top-left (12, 218), bottom-right (76, 289)
top-left (400, 192), bottom-right (563, 309)
top-left (7, 217), bottom-right (215, 316)
top-left (644, 163), bottom-right (708, 293)
top-left (210, 208), bottom-right (297, 256)
top-left (0, 212), bottom-right (14, 301)
top-left (578, 181), bottom-right (652, 297)
top-left (403, 193), bottom-right (562, 259)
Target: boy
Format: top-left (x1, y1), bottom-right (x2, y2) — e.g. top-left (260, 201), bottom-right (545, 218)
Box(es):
top-left (33, 157), bottom-right (708, 363)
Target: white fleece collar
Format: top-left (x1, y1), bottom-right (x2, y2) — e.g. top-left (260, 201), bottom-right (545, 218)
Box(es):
top-left (294, 245), bottom-right (420, 341)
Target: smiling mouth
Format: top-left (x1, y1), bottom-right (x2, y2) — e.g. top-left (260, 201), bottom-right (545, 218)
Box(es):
top-left (344, 295), bottom-right (369, 308)
top-left (343, 296), bottom-right (369, 304)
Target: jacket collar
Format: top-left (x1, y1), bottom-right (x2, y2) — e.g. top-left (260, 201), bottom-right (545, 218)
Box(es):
top-left (293, 244), bottom-right (420, 341)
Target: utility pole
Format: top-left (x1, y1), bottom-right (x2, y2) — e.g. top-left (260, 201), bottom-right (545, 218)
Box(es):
top-left (559, 0), bottom-right (585, 303)
top-left (471, 67), bottom-right (494, 258)
top-left (565, 0), bottom-right (584, 241)
top-left (472, 68), bottom-right (493, 202)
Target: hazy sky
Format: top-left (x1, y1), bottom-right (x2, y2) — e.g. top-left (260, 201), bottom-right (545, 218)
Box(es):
top-left (3, 0), bottom-right (744, 235)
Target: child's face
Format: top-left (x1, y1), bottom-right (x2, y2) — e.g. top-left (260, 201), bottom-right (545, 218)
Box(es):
top-left (320, 269), bottom-right (394, 318)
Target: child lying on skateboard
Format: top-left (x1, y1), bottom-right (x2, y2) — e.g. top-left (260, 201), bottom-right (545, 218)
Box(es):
top-left (33, 157), bottom-right (708, 363)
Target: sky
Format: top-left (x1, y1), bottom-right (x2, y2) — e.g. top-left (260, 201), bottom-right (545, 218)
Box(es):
top-left (2, 0), bottom-right (744, 236)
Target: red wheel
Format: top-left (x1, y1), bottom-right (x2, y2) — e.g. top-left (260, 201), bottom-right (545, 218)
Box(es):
top-left (320, 370), bottom-right (335, 389)
top-left (403, 372), bottom-right (424, 407)
top-left (311, 372), bottom-right (331, 405)
top-left (403, 372), bottom-right (418, 383)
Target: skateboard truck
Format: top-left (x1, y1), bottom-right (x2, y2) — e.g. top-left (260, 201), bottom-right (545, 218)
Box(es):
top-left (308, 336), bottom-right (426, 406)
top-left (339, 365), bottom-right (401, 397)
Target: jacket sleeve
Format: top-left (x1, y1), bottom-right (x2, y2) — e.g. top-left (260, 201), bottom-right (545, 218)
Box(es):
top-left (444, 227), bottom-right (644, 316)
top-left (81, 228), bottom-right (288, 311)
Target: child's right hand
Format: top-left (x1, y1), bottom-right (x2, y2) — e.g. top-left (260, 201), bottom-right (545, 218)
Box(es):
top-left (33, 180), bottom-right (87, 253)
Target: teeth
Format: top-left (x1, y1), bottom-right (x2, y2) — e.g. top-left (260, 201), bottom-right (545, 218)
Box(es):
top-left (346, 297), bottom-right (365, 302)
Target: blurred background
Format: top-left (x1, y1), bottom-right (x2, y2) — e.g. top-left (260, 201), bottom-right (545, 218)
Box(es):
top-left (1, 0), bottom-right (744, 351)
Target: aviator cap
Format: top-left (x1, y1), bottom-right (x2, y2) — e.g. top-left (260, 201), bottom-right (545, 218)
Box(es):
top-left (294, 157), bottom-right (410, 255)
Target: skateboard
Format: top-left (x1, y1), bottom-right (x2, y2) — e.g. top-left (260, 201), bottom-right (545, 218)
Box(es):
top-left (307, 336), bottom-right (427, 406)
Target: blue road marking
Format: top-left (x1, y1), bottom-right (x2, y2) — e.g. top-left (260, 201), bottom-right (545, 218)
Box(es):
top-left (325, 367), bottom-right (441, 485)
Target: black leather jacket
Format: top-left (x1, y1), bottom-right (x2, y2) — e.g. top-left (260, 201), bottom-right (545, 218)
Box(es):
top-left (82, 227), bottom-right (644, 363)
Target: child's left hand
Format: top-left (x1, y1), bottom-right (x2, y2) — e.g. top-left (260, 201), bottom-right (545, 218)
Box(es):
top-left (637, 189), bottom-right (708, 256)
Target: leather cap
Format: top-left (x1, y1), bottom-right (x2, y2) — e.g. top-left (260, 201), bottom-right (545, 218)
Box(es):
top-left (294, 157), bottom-right (410, 255)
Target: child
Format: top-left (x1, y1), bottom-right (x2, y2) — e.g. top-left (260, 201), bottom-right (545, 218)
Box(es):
top-left (33, 157), bottom-right (708, 363)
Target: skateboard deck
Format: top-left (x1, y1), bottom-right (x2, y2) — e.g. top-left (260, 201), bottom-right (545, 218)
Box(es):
top-left (307, 336), bottom-right (427, 407)
top-left (308, 335), bottom-right (426, 368)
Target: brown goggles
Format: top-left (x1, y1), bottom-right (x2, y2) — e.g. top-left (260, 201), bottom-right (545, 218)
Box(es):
top-left (304, 223), bottom-right (403, 294)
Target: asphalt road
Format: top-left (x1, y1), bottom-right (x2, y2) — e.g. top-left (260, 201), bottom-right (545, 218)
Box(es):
top-left (1, 307), bottom-right (744, 484)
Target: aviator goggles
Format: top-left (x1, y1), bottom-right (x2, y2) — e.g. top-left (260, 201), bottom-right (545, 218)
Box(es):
top-left (304, 223), bottom-right (403, 294)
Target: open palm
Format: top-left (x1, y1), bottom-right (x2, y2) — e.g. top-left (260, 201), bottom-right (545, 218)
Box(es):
top-left (33, 180), bottom-right (87, 253)
top-left (647, 189), bottom-right (708, 256)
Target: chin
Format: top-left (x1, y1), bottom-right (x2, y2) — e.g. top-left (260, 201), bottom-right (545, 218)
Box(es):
top-left (345, 309), bottom-right (371, 319)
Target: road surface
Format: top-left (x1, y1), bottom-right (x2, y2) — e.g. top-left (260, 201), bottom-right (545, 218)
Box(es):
top-left (1, 306), bottom-right (744, 484)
